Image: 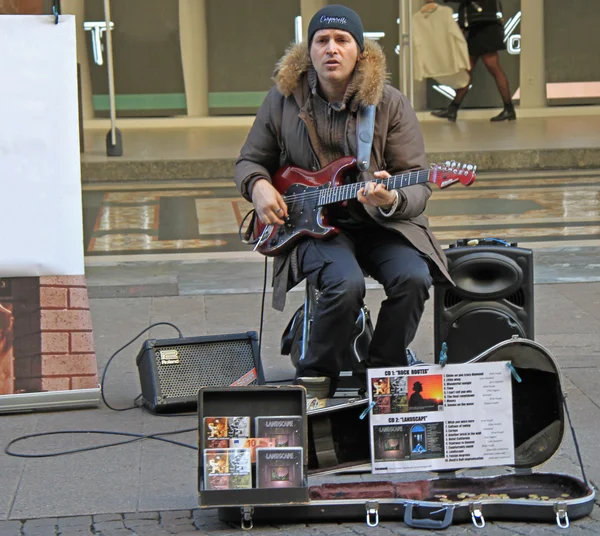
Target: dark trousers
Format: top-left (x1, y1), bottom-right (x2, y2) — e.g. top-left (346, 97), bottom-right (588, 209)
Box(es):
top-left (295, 227), bottom-right (433, 381)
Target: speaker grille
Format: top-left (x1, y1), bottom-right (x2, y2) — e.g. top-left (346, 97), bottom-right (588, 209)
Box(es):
top-left (444, 289), bottom-right (463, 308)
top-left (506, 288), bottom-right (525, 307)
top-left (154, 340), bottom-right (258, 399)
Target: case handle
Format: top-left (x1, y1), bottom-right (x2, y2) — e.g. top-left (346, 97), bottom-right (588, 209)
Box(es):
top-left (404, 503), bottom-right (455, 530)
top-left (554, 502), bottom-right (570, 529)
top-left (470, 502), bottom-right (486, 528)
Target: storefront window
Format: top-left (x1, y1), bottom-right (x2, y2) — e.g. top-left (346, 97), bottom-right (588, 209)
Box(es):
top-left (426, 0), bottom-right (521, 110)
top-left (206, 0), bottom-right (300, 116)
top-left (543, 0), bottom-right (600, 106)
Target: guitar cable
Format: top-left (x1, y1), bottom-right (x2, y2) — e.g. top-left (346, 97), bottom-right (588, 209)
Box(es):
top-left (239, 209), bottom-right (294, 385)
top-left (257, 255), bottom-right (268, 370)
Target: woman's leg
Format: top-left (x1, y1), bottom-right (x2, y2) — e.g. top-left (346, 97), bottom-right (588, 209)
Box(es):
top-left (481, 51), bottom-right (517, 121)
top-left (481, 52), bottom-right (513, 104)
top-left (452, 55), bottom-right (479, 105)
top-left (431, 56), bottom-right (478, 121)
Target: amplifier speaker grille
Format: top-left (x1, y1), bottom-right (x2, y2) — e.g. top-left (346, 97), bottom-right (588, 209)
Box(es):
top-left (137, 332), bottom-right (264, 413)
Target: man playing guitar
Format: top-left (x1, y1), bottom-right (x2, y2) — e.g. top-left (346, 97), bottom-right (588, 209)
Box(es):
top-left (234, 5), bottom-right (457, 399)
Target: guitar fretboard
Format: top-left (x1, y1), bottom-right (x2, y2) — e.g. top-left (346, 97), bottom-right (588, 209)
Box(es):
top-left (316, 169), bottom-right (431, 205)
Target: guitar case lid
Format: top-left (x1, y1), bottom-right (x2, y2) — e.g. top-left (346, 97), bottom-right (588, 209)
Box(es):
top-left (306, 338), bottom-right (567, 475)
top-left (467, 337), bottom-right (565, 469)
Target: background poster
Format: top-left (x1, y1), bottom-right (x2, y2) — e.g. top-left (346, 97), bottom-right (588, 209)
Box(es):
top-left (0, 276), bottom-right (97, 397)
top-left (0, 16), bottom-right (98, 400)
top-left (0, 15), bottom-right (84, 276)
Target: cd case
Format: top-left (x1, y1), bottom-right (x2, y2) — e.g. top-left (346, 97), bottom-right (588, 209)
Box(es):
top-left (256, 447), bottom-right (304, 489)
top-left (203, 448), bottom-right (252, 490)
top-left (203, 416), bottom-right (251, 448)
top-left (254, 415), bottom-right (304, 448)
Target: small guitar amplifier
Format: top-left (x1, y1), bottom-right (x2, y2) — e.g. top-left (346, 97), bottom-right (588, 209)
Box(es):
top-left (136, 332), bottom-right (264, 413)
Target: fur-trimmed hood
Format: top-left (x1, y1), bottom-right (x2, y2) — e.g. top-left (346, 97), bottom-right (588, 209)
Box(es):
top-left (273, 39), bottom-right (388, 107)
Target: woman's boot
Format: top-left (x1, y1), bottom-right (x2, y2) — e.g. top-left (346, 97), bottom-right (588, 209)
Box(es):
top-left (431, 102), bottom-right (459, 122)
top-left (491, 103), bottom-right (516, 121)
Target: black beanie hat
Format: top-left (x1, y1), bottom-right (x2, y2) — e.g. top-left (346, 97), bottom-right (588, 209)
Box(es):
top-left (307, 4), bottom-right (364, 52)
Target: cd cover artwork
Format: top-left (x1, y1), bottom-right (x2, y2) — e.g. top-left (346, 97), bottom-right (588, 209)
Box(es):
top-left (203, 448), bottom-right (252, 489)
top-left (203, 416), bottom-right (250, 447)
top-left (255, 416), bottom-right (304, 448)
top-left (256, 447), bottom-right (303, 488)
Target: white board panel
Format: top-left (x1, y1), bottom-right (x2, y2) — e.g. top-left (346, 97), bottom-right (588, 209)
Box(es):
top-left (0, 15), bottom-right (84, 276)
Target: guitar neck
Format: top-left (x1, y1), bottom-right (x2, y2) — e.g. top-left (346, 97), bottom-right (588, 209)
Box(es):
top-left (318, 169), bottom-right (431, 205)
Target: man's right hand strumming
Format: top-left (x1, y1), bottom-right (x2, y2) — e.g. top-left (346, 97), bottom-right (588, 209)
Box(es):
top-left (251, 179), bottom-right (288, 225)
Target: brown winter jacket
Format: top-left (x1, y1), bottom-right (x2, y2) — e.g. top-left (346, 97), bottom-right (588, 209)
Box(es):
top-left (234, 39), bottom-right (452, 310)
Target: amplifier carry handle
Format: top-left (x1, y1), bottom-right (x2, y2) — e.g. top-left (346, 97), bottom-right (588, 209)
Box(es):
top-left (404, 503), bottom-right (455, 530)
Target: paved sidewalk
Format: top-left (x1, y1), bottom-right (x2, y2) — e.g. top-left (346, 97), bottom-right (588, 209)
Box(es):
top-left (1, 256), bottom-right (599, 535)
top-left (82, 110), bottom-right (600, 180)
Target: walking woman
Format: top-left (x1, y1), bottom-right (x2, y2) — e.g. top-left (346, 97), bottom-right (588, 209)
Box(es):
top-left (432, 0), bottom-right (516, 122)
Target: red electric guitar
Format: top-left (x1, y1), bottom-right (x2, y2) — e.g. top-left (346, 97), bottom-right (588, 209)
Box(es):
top-left (252, 156), bottom-right (476, 256)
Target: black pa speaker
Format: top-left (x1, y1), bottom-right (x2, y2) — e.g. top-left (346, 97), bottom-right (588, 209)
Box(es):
top-left (136, 332), bottom-right (264, 413)
top-left (434, 240), bottom-right (534, 364)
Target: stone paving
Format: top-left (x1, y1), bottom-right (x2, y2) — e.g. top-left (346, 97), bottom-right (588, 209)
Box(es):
top-left (3, 506), bottom-right (600, 535)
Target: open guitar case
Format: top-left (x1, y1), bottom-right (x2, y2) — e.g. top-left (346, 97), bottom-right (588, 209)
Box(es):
top-left (208, 338), bottom-right (594, 530)
top-left (217, 109), bottom-right (594, 529)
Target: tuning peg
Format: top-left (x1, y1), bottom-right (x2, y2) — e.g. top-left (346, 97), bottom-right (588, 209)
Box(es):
top-left (467, 164), bottom-right (473, 171)
top-left (462, 163), bottom-right (467, 169)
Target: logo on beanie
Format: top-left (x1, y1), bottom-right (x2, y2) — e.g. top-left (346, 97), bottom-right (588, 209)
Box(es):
top-left (320, 15), bottom-right (347, 25)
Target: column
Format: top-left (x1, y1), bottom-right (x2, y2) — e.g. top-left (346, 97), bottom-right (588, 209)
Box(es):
top-left (411, 0), bottom-right (428, 110)
top-left (179, 0), bottom-right (209, 116)
top-left (61, 0), bottom-right (94, 122)
top-left (518, 0), bottom-right (546, 108)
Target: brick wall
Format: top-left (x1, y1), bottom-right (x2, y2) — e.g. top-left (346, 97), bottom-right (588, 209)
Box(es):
top-left (39, 276), bottom-right (98, 392)
top-left (7, 276), bottom-right (98, 395)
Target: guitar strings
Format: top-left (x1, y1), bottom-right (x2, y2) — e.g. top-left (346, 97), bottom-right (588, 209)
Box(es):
top-left (281, 170), bottom-right (430, 205)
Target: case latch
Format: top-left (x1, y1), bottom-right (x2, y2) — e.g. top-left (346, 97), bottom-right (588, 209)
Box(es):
top-left (554, 502), bottom-right (569, 529)
top-left (469, 502), bottom-right (485, 528)
top-left (365, 501), bottom-right (379, 527)
top-left (240, 506), bottom-right (254, 531)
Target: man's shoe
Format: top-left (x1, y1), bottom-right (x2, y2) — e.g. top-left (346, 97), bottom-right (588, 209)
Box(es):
top-left (295, 376), bottom-right (331, 399)
top-left (431, 106), bottom-right (458, 122)
top-left (490, 106), bottom-right (516, 122)
top-left (406, 348), bottom-right (425, 367)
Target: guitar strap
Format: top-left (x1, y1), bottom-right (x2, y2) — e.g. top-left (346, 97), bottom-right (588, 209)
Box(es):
top-left (356, 104), bottom-right (376, 172)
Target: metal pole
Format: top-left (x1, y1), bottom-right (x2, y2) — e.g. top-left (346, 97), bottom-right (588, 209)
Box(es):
top-left (399, 0), bottom-right (409, 96)
top-left (398, 0), bottom-right (403, 95)
top-left (295, 15), bottom-right (303, 44)
top-left (103, 0), bottom-right (117, 146)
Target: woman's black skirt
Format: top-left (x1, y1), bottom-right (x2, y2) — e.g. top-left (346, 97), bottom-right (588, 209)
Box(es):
top-left (466, 21), bottom-right (506, 57)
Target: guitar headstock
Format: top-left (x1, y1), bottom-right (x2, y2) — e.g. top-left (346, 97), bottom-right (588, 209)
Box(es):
top-left (429, 161), bottom-right (477, 189)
